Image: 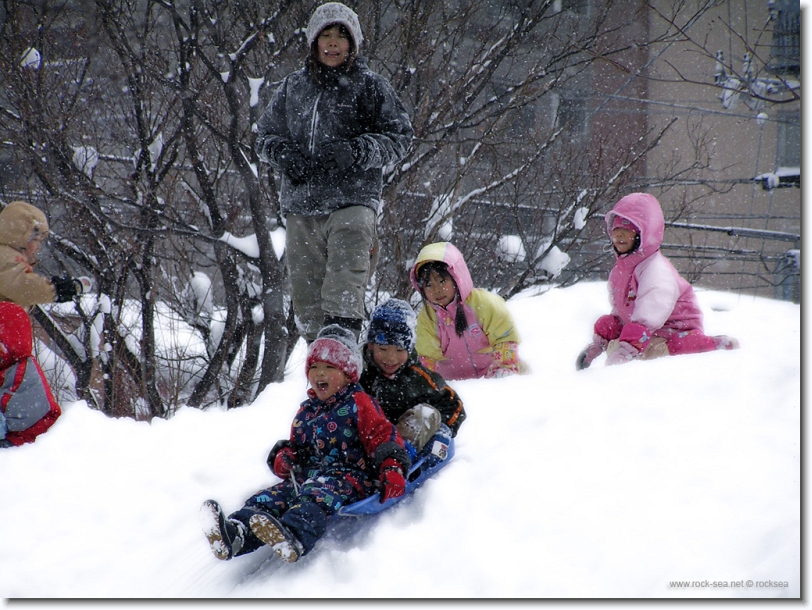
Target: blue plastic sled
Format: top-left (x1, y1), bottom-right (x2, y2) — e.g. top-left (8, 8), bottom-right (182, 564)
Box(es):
top-left (337, 434), bottom-right (455, 517)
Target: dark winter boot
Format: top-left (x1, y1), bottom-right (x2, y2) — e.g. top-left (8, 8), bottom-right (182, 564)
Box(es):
top-left (200, 499), bottom-right (246, 561)
top-left (322, 315), bottom-right (364, 340)
top-left (248, 511), bottom-right (306, 563)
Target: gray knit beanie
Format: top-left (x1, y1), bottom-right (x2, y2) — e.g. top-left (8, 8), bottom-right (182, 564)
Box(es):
top-left (306, 3), bottom-right (364, 50)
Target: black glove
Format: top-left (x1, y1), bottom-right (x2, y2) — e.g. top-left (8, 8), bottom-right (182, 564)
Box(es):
top-left (276, 143), bottom-right (310, 184)
top-left (51, 276), bottom-right (82, 303)
top-left (316, 140), bottom-right (357, 175)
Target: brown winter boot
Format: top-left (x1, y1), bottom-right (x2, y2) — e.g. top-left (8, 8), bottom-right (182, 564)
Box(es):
top-left (249, 512), bottom-right (305, 563)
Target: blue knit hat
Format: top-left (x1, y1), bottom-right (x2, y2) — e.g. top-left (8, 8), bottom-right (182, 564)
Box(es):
top-left (366, 299), bottom-right (417, 352)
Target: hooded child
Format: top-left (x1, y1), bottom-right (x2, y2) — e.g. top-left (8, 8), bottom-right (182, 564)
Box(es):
top-left (576, 192), bottom-right (739, 369)
top-left (255, 2), bottom-right (414, 342)
top-left (359, 298), bottom-right (466, 453)
top-left (410, 242), bottom-right (522, 381)
top-left (0, 201), bottom-right (89, 447)
top-left (201, 325), bottom-right (411, 563)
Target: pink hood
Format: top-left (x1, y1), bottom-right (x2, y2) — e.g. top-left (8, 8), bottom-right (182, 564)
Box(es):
top-left (604, 192), bottom-right (664, 257)
top-left (409, 241), bottom-right (474, 301)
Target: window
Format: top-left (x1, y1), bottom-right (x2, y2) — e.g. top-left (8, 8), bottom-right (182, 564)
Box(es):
top-left (554, 93), bottom-right (589, 144)
top-left (776, 109), bottom-right (800, 168)
top-left (769, 0), bottom-right (800, 77)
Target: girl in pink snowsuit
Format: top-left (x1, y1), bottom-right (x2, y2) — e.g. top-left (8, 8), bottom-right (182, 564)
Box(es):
top-left (576, 193), bottom-right (739, 369)
top-left (410, 242), bottom-right (522, 380)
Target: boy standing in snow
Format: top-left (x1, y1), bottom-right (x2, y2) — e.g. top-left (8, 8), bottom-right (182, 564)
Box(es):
top-left (360, 299), bottom-right (466, 453)
top-left (0, 201), bottom-right (88, 447)
top-left (576, 192), bottom-right (739, 369)
top-left (255, 2), bottom-right (413, 341)
top-left (410, 242), bottom-right (523, 380)
top-left (201, 325), bottom-right (411, 563)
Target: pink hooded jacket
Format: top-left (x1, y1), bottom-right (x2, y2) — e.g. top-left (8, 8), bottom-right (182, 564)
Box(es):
top-left (409, 242), bottom-right (520, 380)
top-left (606, 193), bottom-right (704, 338)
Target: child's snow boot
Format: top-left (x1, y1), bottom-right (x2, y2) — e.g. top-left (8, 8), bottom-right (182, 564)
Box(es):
top-left (713, 335), bottom-right (740, 350)
top-left (249, 511), bottom-right (306, 563)
top-left (423, 423), bottom-right (453, 468)
top-left (396, 404), bottom-right (441, 452)
top-left (200, 499), bottom-right (246, 560)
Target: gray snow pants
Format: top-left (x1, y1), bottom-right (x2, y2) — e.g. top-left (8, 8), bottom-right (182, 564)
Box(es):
top-left (286, 206), bottom-right (377, 342)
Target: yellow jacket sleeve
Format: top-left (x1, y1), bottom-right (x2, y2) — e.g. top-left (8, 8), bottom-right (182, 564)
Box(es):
top-left (467, 288), bottom-right (521, 350)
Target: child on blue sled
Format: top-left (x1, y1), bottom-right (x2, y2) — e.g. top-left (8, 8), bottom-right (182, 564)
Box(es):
top-left (201, 325), bottom-right (411, 563)
top-left (360, 299), bottom-right (466, 468)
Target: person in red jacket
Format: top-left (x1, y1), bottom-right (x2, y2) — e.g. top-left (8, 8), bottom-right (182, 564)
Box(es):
top-left (201, 325), bottom-right (411, 563)
top-left (0, 201), bottom-right (88, 447)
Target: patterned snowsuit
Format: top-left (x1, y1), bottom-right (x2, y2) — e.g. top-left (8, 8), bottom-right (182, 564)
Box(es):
top-left (228, 382), bottom-right (410, 556)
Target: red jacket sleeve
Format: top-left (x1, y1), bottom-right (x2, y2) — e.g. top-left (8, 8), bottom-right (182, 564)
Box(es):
top-left (354, 390), bottom-right (411, 474)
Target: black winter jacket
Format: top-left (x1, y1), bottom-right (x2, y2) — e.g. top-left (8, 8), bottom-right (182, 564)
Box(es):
top-left (359, 346), bottom-right (466, 437)
top-left (255, 58), bottom-right (413, 217)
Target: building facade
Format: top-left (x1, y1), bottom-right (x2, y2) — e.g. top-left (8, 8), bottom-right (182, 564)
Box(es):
top-left (643, 0), bottom-right (801, 301)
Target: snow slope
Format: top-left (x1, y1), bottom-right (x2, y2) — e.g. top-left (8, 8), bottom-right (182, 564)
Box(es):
top-left (0, 282), bottom-right (800, 600)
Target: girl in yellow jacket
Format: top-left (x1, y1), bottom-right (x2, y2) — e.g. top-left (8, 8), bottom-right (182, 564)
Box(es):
top-left (409, 242), bottom-right (522, 380)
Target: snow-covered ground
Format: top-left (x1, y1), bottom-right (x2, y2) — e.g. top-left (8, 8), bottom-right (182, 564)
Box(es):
top-left (0, 282), bottom-right (800, 602)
